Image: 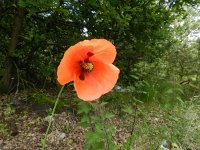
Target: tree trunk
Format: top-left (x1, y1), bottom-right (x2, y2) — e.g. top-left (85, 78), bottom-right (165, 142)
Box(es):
top-left (0, 7), bottom-right (24, 93)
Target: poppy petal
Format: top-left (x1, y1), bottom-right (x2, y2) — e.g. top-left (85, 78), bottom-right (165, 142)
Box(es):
top-left (74, 73), bottom-right (103, 101)
top-left (81, 39), bottom-right (116, 64)
top-left (90, 62), bottom-right (120, 94)
top-left (57, 42), bottom-right (93, 85)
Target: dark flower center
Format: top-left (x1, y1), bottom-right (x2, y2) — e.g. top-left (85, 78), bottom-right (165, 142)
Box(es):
top-left (80, 62), bottom-right (94, 72)
top-left (79, 52), bottom-right (94, 80)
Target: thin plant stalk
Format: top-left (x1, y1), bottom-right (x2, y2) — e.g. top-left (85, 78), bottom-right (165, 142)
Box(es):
top-left (42, 85), bottom-right (65, 150)
top-left (89, 101), bottom-right (110, 150)
top-left (128, 104), bottom-right (137, 148)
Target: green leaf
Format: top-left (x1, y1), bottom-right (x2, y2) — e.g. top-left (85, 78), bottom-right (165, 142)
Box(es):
top-left (18, 0), bottom-right (26, 7)
top-left (77, 101), bottom-right (92, 114)
top-left (80, 116), bottom-right (90, 127)
top-left (103, 112), bottom-right (114, 119)
top-left (122, 106), bottom-right (134, 115)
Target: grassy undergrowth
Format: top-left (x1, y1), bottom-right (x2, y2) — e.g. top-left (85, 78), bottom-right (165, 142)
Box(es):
top-left (101, 86), bottom-right (200, 150)
top-left (124, 100), bottom-right (200, 149)
top-left (72, 88), bottom-right (200, 150)
top-left (1, 82), bottom-right (199, 149)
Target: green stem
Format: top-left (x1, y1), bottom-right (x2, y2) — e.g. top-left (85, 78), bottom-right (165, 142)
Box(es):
top-left (97, 103), bottom-right (110, 150)
top-left (42, 85), bottom-right (65, 150)
top-left (90, 101), bottom-right (110, 150)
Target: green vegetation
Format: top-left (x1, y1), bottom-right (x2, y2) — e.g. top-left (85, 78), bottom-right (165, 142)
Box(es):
top-left (29, 92), bottom-right (67, 110)
top-left (0, 0), bottom-right (199, 91)
top-left (0, 0), bottom-right (200, 149)
top-left (0, 123), bottom-right (10, 140)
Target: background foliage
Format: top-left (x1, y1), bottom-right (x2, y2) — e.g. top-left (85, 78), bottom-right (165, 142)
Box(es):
top-left (0, 0), bottom-right (200, 149)
top-left (0, 0), bottom-right (199, 92)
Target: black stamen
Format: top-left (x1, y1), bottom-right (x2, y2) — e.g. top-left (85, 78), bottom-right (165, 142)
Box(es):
top-left (79, 73), bottom-right (85, 80)
top-left (87, 52), bottom-right (94, 57)
top-left (84, 58), bottom-right (89, 62)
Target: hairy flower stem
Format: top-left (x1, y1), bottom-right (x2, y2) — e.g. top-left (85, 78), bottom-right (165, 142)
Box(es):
top-left (42, 85), bottom-right (65, 150)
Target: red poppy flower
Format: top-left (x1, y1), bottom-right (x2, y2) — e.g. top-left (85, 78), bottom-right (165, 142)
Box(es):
top-left (57, 39), bottom-right (120, 101)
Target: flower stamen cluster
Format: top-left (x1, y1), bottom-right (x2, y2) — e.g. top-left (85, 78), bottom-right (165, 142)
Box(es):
top-left (80, 62), bottom-right (94, 72)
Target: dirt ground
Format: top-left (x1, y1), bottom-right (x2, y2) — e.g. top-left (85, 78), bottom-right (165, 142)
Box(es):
top-left (0, 92), bottom-right (133, 150)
